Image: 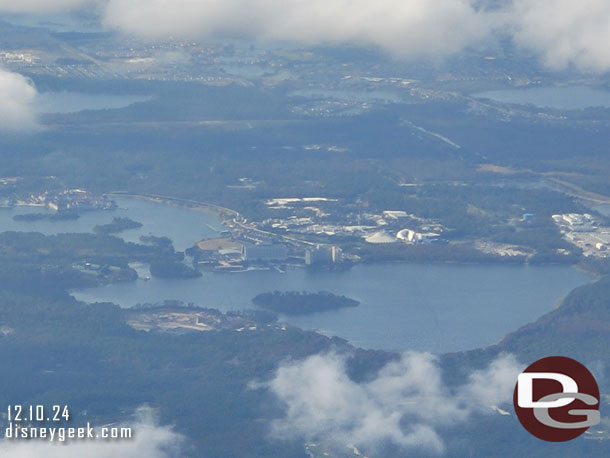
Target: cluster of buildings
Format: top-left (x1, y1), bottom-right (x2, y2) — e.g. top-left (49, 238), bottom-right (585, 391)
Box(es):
top-left (192, 197), bottom-right (450, 272)
top-left (261, 197), bottom-right (445, 245)
top-left (192, 236), bottom-right (342, 272)
top-left (552, 213), bottom-right (610, 257)
top-left (21, 189), bottom-right (115, 212)
top-left (0, 50), bottom-right (38, 64)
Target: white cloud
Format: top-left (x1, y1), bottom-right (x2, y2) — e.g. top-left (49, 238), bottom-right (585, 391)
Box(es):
top-left (0, 407), bottom-right (185, 458)
top-left (99, 0), bottom-right (610, 72)
top-left (262, 351), bottom-right (522, 454)
top-left (103, 0), bottom-right (493, 61)
top-left (464, 352), bottom-right (524, 408)
top-left (0, 0), bottom-right (93, 14)
top-left (3, 1), bottom-right (610, 72)
top-left (0, 69), bottom-right (40, 133)
top-left (509, 0), bottom-right (610, 72)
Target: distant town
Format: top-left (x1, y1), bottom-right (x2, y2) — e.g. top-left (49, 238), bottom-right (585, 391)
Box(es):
top-left (3, 181), bottom-right (609, 275)
top-left (1, 183), bottom-right (115, 212)
top-left (184, 191), bottom-right (455, 272)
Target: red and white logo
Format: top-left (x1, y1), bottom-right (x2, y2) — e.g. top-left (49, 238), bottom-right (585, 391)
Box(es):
top-left (513, 356), bottom-right (600, 441)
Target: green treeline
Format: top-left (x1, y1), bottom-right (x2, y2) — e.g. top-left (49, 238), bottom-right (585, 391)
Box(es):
top-left (93, 217), bottom-right (143, 235)
top-left (252, 290), bottom-right (359, 315)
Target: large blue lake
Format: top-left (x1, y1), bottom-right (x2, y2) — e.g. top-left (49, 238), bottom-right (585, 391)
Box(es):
top-left (474, 86), bottom-right (610, 110)
top-left (1, 197), bottom-right (592, 353)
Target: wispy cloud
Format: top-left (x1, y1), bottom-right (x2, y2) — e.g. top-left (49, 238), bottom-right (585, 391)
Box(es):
top-left (103, 0), bottom-right (494, 61)
top-left (0, 407), bottom-right (185, 458)
top-left (509, 0), bottom-right (610, 72)
top-left (260, 351), bottom-right (522, 454)
top-left (102, 0), bottom-right (610, 72)
top-left (2, 1), bottom-right (610, 71)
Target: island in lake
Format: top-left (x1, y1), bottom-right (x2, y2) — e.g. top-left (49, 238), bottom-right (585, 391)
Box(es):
top-left (252, 290), bottom-right (359, 315)
top-left (13, 211), bottom-right (79, 222)
top-left (93, 217), bottom-right (143, 235)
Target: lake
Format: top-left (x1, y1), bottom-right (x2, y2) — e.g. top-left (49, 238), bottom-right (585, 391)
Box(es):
top-left (73, 261), bottom-right (590, 354)
top-left (0, 196), bottom-right (220, 251)
top-left (474, 86), bottom-right (610, 110)
top-left (38, 92), bottom-right (151, 114)
top-left (0, 196), bottom-right (591, 353)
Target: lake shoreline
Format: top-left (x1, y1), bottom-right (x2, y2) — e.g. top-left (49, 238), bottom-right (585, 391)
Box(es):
top-left (106, 192), bottom-right (238, 221)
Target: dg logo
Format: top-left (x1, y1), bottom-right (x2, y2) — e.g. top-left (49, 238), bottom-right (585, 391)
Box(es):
top-left (513, 356), bottom-right (600, 441)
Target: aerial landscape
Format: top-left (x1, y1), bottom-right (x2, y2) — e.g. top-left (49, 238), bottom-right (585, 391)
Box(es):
top-left (1, 1), bottom-right (610, 457)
